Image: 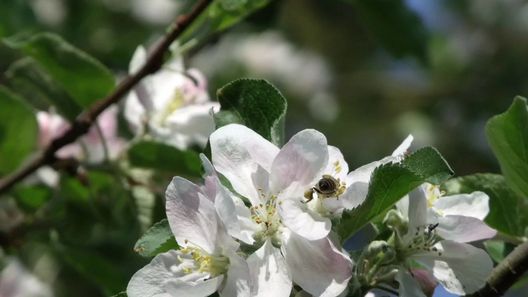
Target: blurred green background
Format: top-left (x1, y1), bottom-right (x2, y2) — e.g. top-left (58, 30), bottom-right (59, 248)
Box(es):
top-left (1, 0), bottom-right (528, 296)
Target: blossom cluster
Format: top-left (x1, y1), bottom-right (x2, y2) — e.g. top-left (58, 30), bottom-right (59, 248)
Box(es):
top-left (126, 124), bottom-right (495, 297)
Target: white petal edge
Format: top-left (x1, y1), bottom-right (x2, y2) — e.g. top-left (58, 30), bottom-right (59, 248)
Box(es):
top-left (433, 192), bottom-right (490, 220)
top-left (211, 124), bottom-right (279, 205)
top-left (282, 230), bottom-right (352, 297)
top-left (279, 199), bottom-right (331, 240)
top-left (165, 177), bottom-right (218, 254)
top-left (270, 129), bottom-right (328, 195)
top-left (247, 240), bottom-right (292, 297)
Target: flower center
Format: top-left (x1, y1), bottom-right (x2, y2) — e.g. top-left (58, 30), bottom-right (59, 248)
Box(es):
top-left (250, 194), bottom-right (282, 245)
top-left (404, 223), bottom-right (441, 256)
top-left (178, 246), bottom-right (229, 277)
top-left (158, 90), bottom-right (185, 126)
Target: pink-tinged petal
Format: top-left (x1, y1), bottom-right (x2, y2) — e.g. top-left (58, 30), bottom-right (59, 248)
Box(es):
top-left (279, 199), bottom-right (331, 240)
top-left (270, 129), bottom-right (328, 195)
top-left (395, 270), bottom-right (427, 297)
top-left (324, 146), bottom-right (349, 181)
top-left (282, 230), bottom-right (352, 297)
top-left (434, 215), bottom-right (496, 243)
top-left (165, 177), bottom-right (218, 253)
top-left (433, 192), bottom-right (490, 220)
top-left (414, 240), bottom-right (493, 295)
top-left (220, 253), bottom-right (251, 297)
top-left (199, 155), bottom-right (258, 245)
top-left (409, 268), bottom-right (437, 297)
top-left (211, 124), bottom-right (279, 204)
top-left (127, 250), bottom-right (222, 297)
top-left (247, 240), bottom-right (292, 297)
top-left (392, 135), bottom-right (414, 157)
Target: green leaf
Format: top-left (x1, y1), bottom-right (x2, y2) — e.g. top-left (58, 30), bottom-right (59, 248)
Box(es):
top-left (128, 141), bottom-right (202, 177)
top-left (5, 57), bottom-right (82, 120)
top-left (134, 219), bottom-right (179, 257)
top-left (484, 240), bottom-right (508, 264)
top-left (110, 292), bottom-right (127, 297)
top-left (13, 185), bottom-right (52, 211)
top-left (486, 96), bottom-right (528, 199)
top-left (59, 246), bottom-right (126, 295)
top-left (343, 0), bottom-right (428, 62)
top-left (209, 0), bottom-right (270, 31)
top-left (337, 147), bottom-right (453, 241)
top-left (215, 79), bottom-right (287, 146)
top-left (0, 87), bottom-right (38, 175)
top-left (180, 0), bottom-right (270, 43)
top-left (443, 173), bottom-right (528, 237)
top-left (3, 32), bottom-right (115, 108)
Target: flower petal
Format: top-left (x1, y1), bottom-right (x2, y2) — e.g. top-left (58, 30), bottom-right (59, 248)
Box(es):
top-left (324, 146), bottom-right (349, 181)
top-left (282, 230), bottom-right (352, 297)
top-left (279, 199), bottom-right (331, 240)
top-left (270, 129), bottom-right (328, 195)
top-left (247, 240), bottom-right (292, 297)
top-left (433, 192), bottom-right (490, 220)
top-left (220, 252), bottom-right (251, 297)
top-left (127, 250), bottom-right (222, 297)
top-left (407, 187), bottom-right (428, 231)
top-left (165, 177), bottom-right (218, 253)
top-left (164, 103), bottom-right (219, 149)
top-left (211, 124), bottom-right (279, 204)
top-left (395, 270), bottom-right (427, 297)
top-left (392, 134), bottom-right (414, 157)
top-left (434, 215), bottom-right (496, 243)
top-left (415, 240), bottom-right (493, 295)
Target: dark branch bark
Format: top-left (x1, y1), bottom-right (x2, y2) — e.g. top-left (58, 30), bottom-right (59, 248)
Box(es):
top-left (0, 0), bottom-right (213, 195)
top-left (468, 240), bottom-right (528, 297)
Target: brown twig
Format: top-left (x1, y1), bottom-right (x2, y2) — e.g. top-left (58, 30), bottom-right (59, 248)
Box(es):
top-left (0, 0), bottom-right (213, 195)
top-left (468, 240), bottom-right (528, 297)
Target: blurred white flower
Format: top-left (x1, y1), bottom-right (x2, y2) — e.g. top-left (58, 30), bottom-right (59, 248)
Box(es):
top-left (192, 31), bottom-right (338, 122)
top-left (127, 156), bottom-right (250, 297)
top-left (391, 185), bottom-right (495, 296)
top-left (36, 105), bottom-right (125, 186)
top-left (210, 124), bottom-right (352, 297)
top-left (130, 0), bottom-right (181, 25)
top-left (0, 259), bottom-right (53, 297)
top-left (125, 46), bottom-right (219, 150)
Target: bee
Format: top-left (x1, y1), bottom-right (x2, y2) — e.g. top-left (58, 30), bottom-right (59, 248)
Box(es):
top-left (304, 175), bottom-right (345, 203)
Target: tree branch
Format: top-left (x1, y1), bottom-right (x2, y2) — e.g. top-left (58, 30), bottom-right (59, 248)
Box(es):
top-left (468, 240), bottom-right (528, 297)
top-left (0, 0), bottom-right (213, 195)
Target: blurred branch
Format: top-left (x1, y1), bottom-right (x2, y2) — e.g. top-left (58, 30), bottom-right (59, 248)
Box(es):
top-left (468, 240), bottom-right (528, 297)
top-left (0, 0), bottom-right (213, 195)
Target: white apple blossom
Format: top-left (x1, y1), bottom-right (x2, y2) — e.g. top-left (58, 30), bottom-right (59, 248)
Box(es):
top-left (210, 124), bottom-right (352, 297)
top-left (391, 185), bottom-right (495, 296)
top-left (124, 45), bottom-right (219, 150)
top-left (127, 156), bottom-right (250, 297)
top-left (306, 135), bottom-right (414, 219)
top-left (0, 259), bottom-right (53, 297)
top-left (35, 105), bottom-right (125, 186)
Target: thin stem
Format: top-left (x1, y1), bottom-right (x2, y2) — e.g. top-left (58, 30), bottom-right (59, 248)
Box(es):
top-left (0, 0), bottom-right (213, 195)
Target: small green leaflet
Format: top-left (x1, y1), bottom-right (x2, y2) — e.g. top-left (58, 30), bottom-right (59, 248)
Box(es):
top-left (4, 32), bottom-right (115, 108)
top-left (134, 219), bottom-right (179, 258)
top-left (486, 96), bottom-right (528, 199)
top-left (337, 147), bottom-right (453, 241)
top-left (214, 79), bottom-right (287, 146)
